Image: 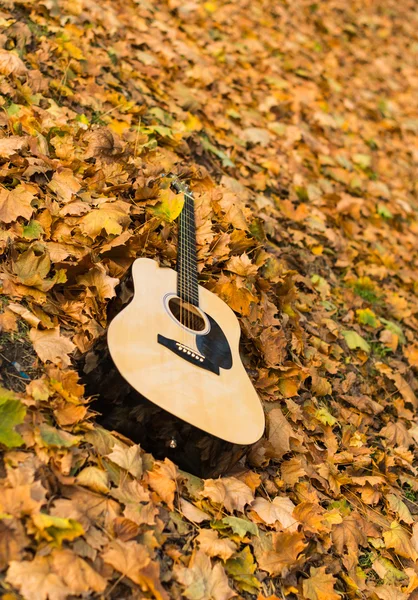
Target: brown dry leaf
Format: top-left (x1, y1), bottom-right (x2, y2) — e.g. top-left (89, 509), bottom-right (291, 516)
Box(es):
top-left (251, 496), bottom-right (298, 530)
top-left (380, 422), bottom-right (414, 447)
top-left (302, 566), bottom-right (340, 600)
top-left (76, 466), bottom-right (110, 494)
top-left (180, 498), bottom-right (211, 523)
top-left (0, 136), bottom-right (28, 158)
top-left (29, 327), bottom-right (75, 367)
top-left (225, 253), bottom-right (259, 277)
top-left (6, 556), bottom-right (68, 600)
top-left (7, 303), bottom-right (41, 328)
top-left (201, 477), bottom-right (254, 513)
top-left (51, 548), bottom-right (107, 595)
top-left (147, 458), bottom-right (177, 510)
top-left (174, 550), bottom-right (236, 600)
top-left (106, 443), bottom-right (143, 479)
top-left (256, 531), bottom-right (306, 576)
top-left (0, 518), bottom-right (29, 571)
top-left (196, 529), bottom-right (237, 561)
top-left (0, 49), bottom-right (27, 75)
top-left (102, 539), bottom-right (150, 584)
top-left (0, 308), bottom-right (18, 332)
top-left (0, 480), bottom-right (47, 517)
top-left (331, 513), bottom-right (367, 555)
top-left (258, 327), bottom-right (287, 367)
top-left (0, 183), bottom-right (36, 223)
top-left (79, 200), bottom-right (131, 239)
top-left (77, 264), bottom-right (119, 302)
top-left (383, 521), bottom-right (418, 561)
top-left (267, 408), bottom-right (304, 460)
top-left (47, 169), bottom-right (81, 203)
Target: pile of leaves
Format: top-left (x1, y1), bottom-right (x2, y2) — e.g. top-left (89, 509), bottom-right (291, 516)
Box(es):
top-left (0, 0), bottom-right (418, 598)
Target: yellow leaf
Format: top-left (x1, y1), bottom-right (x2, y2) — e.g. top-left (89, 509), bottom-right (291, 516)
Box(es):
top-left (77, 263), bottom-right (119, 301)
top-left (0, 183), bottom-right (35, 223)
top-left (106, 443), bottom-right (143, 479)
top-left (147, 458), bottom-right (177, 510)
top-left (152, 188), bottom-right (185, 222)
top-left (31, 513), bottom-right (84, 546)
top-left (256, 531), bottom-right (306, 576)
top-left (383, 522), bottom-right (418, 561)
top-left (201, 477), bottom-right (254, 513)
top-left (0, 49), bottom-right (27, 75)
top-left (79, 200), bottom-right (130, 239)
top-left (196, 529), bottom-right (237, 561)
top-left (102, 539), bottom-right (150, 584)
top-left (251, 496), bottom-right (298, 530)
top-left (6, 556), bottom-right (68, 600)
top-left (47, 169), bottom-right (81, 203)
top-left (51, 548), bottom-right (106, 594)
top-left (30, 327), bottom-right (75, 367)
top-left (302, 566), bottom-right (340, 600)
top-left (174, 550), bottom-right (235, 600)
top-left (76, 466), bottom-right (110, 494)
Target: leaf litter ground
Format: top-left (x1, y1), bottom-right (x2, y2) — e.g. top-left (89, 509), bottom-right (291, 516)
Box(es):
top-left (0, 0), bottom-right (418, 599)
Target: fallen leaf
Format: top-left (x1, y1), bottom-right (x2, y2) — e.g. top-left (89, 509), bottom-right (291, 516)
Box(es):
top-left (0, 183), bottom-right (35, 223)
top-left (102, 539), bottom-right (150, 584)
top-left (30, 327), bottom-right (75, 367)
top-left (106, 443), bottom-right (143, 479)
top-left (256, 531), bottom-right (306, 576)
top-left (78, 263), bottom-right (119, 301)
top-left (174, 550), bottom-right (236, 600)
top-left (302, 566), bottom-right (340, 600)
top-left (201, 477), bottom-right (254, 513)
top-left (196, 529), bottom-right (236, 561)
top-left (47, 169), bottom-right (81, 203)
top-left (383, 521), bottom-right (418, 561)
top-left (0, 49), bottom-right (27, 75)
top-left (0, 388), bottom-right (26, 448)
top-left (147, 458), bottom-right (177, 510)
top-left (251, 496), bottom-right (298, 531)
top-left (6, 556), bottom-right (68, 600)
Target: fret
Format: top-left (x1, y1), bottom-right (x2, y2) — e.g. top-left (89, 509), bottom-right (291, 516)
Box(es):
top-left (174, 182), bottom-right (199, 307)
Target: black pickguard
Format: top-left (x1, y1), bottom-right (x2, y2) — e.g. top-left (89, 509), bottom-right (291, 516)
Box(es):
top-left (196, 314), bottom-right (232, 370)
top-left (157, 312), bottom-right (232, 376)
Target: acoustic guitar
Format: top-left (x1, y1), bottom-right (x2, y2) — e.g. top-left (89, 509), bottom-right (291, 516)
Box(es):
top-left (107, 178), bottom-right (265, 451)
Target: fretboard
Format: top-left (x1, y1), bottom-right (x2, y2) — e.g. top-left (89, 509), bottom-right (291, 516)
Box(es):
top-left (175, 186), bottom-right (199, 307)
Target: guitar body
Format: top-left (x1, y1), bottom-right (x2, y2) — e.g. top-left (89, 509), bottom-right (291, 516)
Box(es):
top-left (107, 257), bottom-right (265, 447)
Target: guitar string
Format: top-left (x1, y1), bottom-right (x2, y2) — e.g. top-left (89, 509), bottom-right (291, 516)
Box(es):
top-left (180, 190), bottom-right (197, 349)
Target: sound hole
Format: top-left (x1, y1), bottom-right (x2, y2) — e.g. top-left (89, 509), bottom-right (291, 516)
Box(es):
top-left (168, 297), bottom-right (206, 332)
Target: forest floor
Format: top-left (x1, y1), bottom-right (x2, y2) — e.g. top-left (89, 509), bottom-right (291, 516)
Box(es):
top-left (0, 0), bottom-right (418, 599)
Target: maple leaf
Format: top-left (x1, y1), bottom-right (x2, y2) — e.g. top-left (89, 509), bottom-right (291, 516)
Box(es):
top-left (0, 49), bottom-right (27, 75)
top-left (331, 513), bottom-right (368, 555)
top-left (79, 200), bottom-right (130, 239)
top-left (180, 498), bottom-right (211, 523)
top-left (153, 187), bottom-right (185, 222)
top-left (0, 388), bottom-right (26, 448)
top-left (383, 522), bottom-right (418, 561)
top-left (251, 496), bottom-right (298, 531)
top-left (302, 566), bottom-right (340, 600)
top-left (6, 556), bottom-right (68, 600)
top-left (77, 263), bottom-right (119, 301)
top-left (29, 327), bottom-right (75, 367)
top-left (31, 513), bottom-right (84, 546)
top-left (0, 518), bottom-right (29, 570)
top-left (255, 531), bottom-right (306, 576)
top-left (225, 253), bottom-right (259, 277)
top-left (266, 408), bottom-right (304, 460)
top-left (47, 169), bottom-right (81, 203)
top-left (201, 477), bottom-right (254, 513)
top-left (0, 135), bottom-right (28, 158)
top-left (0, 183), bottom-right (36, 223)
top-left (174, 550), bottom-right (236, 600)
top-left (0, 480), bottom-right (47, 517)
top-left (76, 466), bottom-right (110, 494)
top-left (224, 546), bottom-right (260, 594)
top-left (147, 458), bottom-right (177, 510)
top-left (196, 529), bottom-right (237, 561)
top-left (258, 326), bottom-right (287, 367)
top-left (106, 443), bottom-right (143, 479)
top-left (102, 539), bottom-right (150, 584)
top-left (51, 548), bottom-right (106, 594)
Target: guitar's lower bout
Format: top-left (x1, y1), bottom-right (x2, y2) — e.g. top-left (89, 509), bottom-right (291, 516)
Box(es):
top-left (107, 258), bottom-right (265, 446)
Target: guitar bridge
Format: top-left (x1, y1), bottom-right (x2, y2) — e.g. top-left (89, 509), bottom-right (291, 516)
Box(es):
top-left (157, 334), bottom-right (219, 375)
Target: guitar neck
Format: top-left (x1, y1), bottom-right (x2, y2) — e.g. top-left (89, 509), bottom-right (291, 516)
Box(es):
top-left (173, 183), bottom-right (199, 307)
